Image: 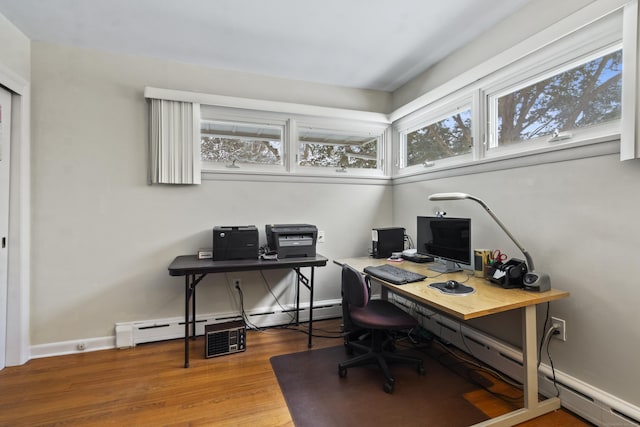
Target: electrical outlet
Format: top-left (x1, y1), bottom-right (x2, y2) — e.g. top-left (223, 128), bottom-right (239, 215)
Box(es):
top-left (233, 278), bottom-right (241, 288)
top-left (317, 231), bottom-right (325, 243)
top-left (551, 317), bottom-right (566, 341)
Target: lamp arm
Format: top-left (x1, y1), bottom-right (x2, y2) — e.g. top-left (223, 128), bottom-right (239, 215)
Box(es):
top-left (467, 195), bottom-right (535, 271)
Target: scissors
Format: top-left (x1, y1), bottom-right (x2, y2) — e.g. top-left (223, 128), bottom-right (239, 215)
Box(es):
top-left (492, 250), bottom-right (507, 263)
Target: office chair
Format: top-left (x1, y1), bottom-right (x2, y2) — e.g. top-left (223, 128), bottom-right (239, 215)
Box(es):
top-left (338, 264), bottom-right (424, 393)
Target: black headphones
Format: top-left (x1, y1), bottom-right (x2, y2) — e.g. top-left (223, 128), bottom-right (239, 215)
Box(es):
top-left (505, 262), bottom-right (527, 279)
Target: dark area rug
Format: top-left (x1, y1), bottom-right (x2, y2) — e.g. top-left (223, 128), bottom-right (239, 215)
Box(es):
top-left (270, 345), bottom-right (490, 427)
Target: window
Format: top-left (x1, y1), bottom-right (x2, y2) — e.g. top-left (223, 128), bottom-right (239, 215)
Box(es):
top-left (492, 49), bottom-right (622, 151)
top-left (395, 96), bottom-right (474, 173)
top-left (297, 127), bottom-right (380, 171)
top-left (393, 5), bottom-right (626, 179)
top-left (201, 120), bottom-right (284, 168)
top-left (197, 102), bottom-right (389, 178)
top-left (404, 108), bottom-right (472, 167)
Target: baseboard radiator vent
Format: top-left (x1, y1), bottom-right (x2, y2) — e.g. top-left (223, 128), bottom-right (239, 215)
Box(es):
top-left (390, 294), bottom-right (640, 427)
top-left (115, 299), bottom-right (342, 348)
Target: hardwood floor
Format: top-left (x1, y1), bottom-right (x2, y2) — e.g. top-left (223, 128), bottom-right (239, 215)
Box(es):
top-left (0, 319), bottom-right (591, 426)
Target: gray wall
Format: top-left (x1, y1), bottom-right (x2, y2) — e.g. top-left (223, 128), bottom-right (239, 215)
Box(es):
top-left (393, 0), bottom-right (596, 109)
top-left (29, 41), bottom-right (393, 344)
top-left (394, 156), bottom-right (640, 406)
top-left (0, 13), bottom-right (29, 78)
top-left (393, 0), bottom-right (640, 408)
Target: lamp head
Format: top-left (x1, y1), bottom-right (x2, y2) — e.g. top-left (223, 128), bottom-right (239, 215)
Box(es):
top-left (428, 192), bottom-right (470, 201)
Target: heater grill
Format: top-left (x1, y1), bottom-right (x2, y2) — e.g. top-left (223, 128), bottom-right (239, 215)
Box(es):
top-left (205, 320), bottom-right (246, 358)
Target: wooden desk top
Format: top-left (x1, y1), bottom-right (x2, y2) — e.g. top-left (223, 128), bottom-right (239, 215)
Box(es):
top-left (334, 257), bottom-right (569, 321)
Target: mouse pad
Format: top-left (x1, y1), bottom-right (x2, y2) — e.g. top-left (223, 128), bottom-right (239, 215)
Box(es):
top-left (429, 282), bottom-right (475, 295)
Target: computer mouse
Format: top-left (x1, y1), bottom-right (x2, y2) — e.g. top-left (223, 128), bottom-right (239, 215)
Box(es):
top-left (445, 280), bottom-right (460, 290)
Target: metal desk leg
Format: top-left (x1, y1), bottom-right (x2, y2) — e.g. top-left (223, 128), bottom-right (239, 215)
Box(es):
top-left (293, 267), bottom-right (314, 348)
top-left (308, 266), bottom-right (315, 348)
top-left (183, 273), bottom-right (206, 369)
top-left (192, 280), bottom-right (197, 340)
top-left (295, 269), bottom-right (300, 326)
top-left (472, 305), bottom-right (561, 426)
top-left (184, 275), bottom-right (191, 368)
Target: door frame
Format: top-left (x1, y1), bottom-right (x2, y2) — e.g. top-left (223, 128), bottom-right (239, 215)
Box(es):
top-left (0, 61), bottom-right (30, 367)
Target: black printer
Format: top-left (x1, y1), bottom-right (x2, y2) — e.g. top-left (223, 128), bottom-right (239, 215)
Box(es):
top-left (266, 224), bottom-right (318, 258)
top-left (213, 226), bottom-right (259, 261)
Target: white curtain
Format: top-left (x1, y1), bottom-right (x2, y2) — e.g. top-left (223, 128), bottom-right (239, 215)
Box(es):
top-left (149, 99), bottom-right (201, 184)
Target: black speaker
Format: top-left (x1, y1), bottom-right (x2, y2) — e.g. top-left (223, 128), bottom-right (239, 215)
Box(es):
top-left (372, 227), bottom-right (405, 258)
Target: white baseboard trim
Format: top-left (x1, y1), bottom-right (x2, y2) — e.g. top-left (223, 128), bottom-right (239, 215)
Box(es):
top-left (390, 294), bottom-right (640, 427)
top-left (29, 299), bottom-right (342, 359)
top-left (30, 336), bottom-right (115, 359)
top-left (538, 365), bottom-right (640, 426)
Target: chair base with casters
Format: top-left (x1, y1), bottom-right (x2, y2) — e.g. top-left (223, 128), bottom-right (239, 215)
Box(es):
top-left (338, 297), bottom-right (425, 393)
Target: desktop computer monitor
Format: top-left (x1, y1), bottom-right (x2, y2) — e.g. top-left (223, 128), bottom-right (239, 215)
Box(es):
top-left (417, 216), bottom-right (471, 273)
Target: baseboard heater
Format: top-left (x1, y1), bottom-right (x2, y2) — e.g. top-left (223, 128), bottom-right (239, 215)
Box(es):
top-left (115, 300), bottom-right (342, 348)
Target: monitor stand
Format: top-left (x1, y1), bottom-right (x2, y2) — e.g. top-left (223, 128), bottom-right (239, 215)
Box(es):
top-left (428, 259), bottom-right (461, 273)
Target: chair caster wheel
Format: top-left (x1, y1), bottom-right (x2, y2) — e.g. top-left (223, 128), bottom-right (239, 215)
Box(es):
top-left (417, 364), bottom-right (425, 375)
top-left (338, 366), bottom-right (347, 378)
top-left (383, 381), bottom-right (394, 394)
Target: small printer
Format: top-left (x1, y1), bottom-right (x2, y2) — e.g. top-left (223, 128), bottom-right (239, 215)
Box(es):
top-left (213, 225), bottom-right (259, 261)
top-left (266, 224), bottom-right (317, 258)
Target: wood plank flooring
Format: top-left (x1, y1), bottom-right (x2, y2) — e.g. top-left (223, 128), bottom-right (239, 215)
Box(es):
top-left (0, 319), bottom-right (591, 426)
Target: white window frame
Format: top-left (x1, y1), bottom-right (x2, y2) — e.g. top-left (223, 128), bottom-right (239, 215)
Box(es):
top-left (200, 105), bottom-right (289, 174)
top-left (389, 0), bottom-right (632, 182)
top-left (394, 94), bottom-right (475, 177)
top-left (144, 89), bottom-right (391, 182)
top-left (484, 14), bottom-right (623, 160)
top-left (293, 116), bottom-right (388, 178)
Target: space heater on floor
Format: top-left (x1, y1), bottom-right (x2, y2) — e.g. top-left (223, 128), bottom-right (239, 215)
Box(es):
top-left (205, 320), bottom-right (246, 358)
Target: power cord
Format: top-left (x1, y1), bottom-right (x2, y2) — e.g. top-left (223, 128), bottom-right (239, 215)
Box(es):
top-left (259, 271), bottom-right (297, 324)
top-left (546, 335), bottom-right (561, 397)
top-left (395, 333), bottom-right (523, 402)
top-left (538, 321), bottom-right (561, 397)
top-left (537, 302), bottom-right (551, 365)
top-left (232, 275), bottom-right (342, 339)
top-left (536, 302), bottom-right (560, 396)
top-left (233, 281), bottom-right (262, 331)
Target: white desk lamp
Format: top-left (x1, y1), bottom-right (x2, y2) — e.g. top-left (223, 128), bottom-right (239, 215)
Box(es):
top-left (428, 192), bottom-right (551, 291)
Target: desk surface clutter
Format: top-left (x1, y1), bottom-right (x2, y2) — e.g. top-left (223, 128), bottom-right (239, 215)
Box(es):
top-left (334, 257), bottom-right (568, 320)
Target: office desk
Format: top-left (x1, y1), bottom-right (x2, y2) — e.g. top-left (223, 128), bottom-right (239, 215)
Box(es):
top-left (334, 257), bottom-right (569, 427)
top-left (169, 254), bottom-right (328, 368)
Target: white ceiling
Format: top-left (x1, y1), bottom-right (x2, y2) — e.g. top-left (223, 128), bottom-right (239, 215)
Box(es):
top-left (0, 0), bottom-right (531, 92)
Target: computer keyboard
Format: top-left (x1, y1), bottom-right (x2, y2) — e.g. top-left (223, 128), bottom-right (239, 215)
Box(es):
top-left (364, 264), bottom-right (427, 285)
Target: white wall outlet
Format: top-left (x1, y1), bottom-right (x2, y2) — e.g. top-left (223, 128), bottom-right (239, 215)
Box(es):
top-left (233, 278), bottom-right (241, 288)
top-left (317, 231), bottom-right (325, 243)
top-left (551, 317), bottom-right (566, 341)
